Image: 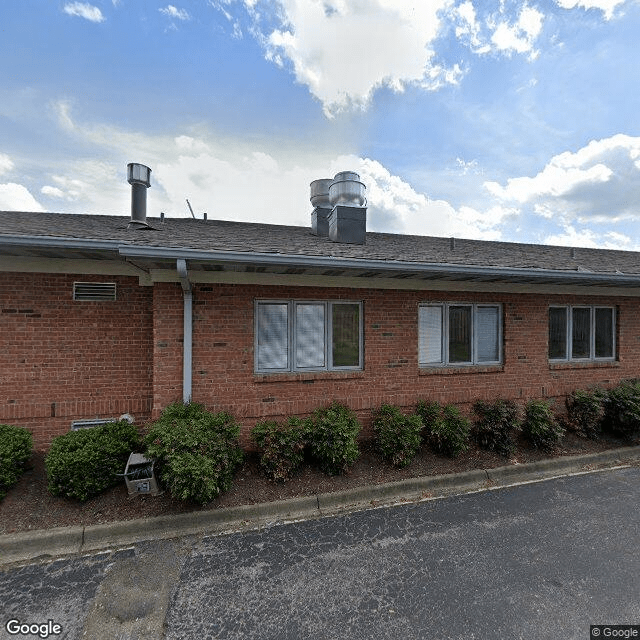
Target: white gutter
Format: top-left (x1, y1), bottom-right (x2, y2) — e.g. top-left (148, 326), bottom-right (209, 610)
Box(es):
top-left (176, 259), bottom-right (192, 404)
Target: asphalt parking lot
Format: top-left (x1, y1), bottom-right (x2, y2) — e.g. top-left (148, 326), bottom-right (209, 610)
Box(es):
top-left (2, 465), bottom-right (639, 640)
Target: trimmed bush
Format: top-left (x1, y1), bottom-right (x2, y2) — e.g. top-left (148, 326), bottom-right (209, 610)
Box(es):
top-left (565, 389), bottom-right (606, 439)
top-left (252, 417), bottom-right (307, 482)
top-left (46, 420), bottom-right (140, 501)
top-left (0, 424), bottom-right (33, 500)
top-left (417, 401), bottom-right (470, 458)
top-left (602, 380), bottom-right (640, 440)
top-left (372, 404), bottom-right (423, 468)
top-left (473, 398), bottom-right (520, 457)
top-left (144, 403), bottom-right (243, 504)
top-left (306, 401), bottom-right (360, 475)
top-left (522, 399), bottom-right (565, 451)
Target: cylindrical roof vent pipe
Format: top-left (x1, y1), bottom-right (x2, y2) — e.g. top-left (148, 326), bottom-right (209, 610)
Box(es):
top-left (127, 163), bottom-right (152, 228)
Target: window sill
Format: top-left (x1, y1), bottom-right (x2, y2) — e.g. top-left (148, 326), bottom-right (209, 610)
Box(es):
top-left (549, 360), bottom-right (619, 371)
top-left (418, 364), bottom-right (504, 376)
top-left (254, 370), bottom-right (365, 383)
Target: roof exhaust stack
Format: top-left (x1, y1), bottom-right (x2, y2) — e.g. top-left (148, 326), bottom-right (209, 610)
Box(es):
top-left (127, 163), bottom-right (152, 229)
top-left (310, 171), bottom-right (367, 244)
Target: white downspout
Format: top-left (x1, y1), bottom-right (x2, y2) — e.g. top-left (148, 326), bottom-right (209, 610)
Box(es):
top-left (177, 259), bottom-right (192, 404)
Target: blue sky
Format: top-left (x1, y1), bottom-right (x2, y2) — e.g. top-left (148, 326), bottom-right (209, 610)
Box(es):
top-left (1, 0), bottom-right (639, 249)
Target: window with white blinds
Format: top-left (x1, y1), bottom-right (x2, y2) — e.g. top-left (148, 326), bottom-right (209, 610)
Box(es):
top-left (256, 300), bottom-right (362, 373)
top-left (419, 303), bottom-right (502, 366)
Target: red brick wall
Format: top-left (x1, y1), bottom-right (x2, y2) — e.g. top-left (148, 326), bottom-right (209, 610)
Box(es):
top-left (4, 273), bottom-right (640, 450)
top-left (0, 273), bottom-right (153, 449)
top-left (188, 283), bottom-right (640, 447)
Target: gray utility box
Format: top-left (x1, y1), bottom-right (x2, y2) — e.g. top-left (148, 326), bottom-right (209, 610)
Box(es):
top-left (123, 453), bottom-right (161, 496)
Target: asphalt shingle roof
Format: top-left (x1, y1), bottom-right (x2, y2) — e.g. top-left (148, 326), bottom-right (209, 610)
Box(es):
top-left (2, 210), bottom-right (640, 276)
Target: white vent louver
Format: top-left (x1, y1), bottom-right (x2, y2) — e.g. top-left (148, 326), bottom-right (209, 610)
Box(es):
top-left (73, 282), bottom-right (117, 301)
top-left (71, 418), bottom-right (116, 430)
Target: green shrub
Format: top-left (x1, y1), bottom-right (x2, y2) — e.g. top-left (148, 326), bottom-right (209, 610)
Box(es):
top-left (602, 380), bottom-right (640, 440)
top-left (473, 398), bottom-right (520, 457)
top-left (565, 389), bottom-right (606, 439)
top-left (415, 400), bottom-right (441, 439)
top-left (46, 420), bottom-right (140, 501)
top-left (417, 401), bottom-right (470, 458)
top-left (0, 424), bottom-right (33, 500)
top-left (144, 403), bottom-right (243, 503)
top-left (306, 402), bottom-right (360, 475)
top-left (522, 399), bottom-right (565, 451)
top-left (251, 417), bottom-right (307, 482)
top-left (372, 404), bottom-right (422, 468)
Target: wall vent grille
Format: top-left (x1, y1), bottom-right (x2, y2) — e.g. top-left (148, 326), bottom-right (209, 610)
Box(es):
top-left (73, 282), bottom-right (117, 301)
top-left (71, 418), bottom-right (116, 430)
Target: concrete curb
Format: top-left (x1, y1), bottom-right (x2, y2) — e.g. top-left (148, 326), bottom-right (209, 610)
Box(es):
top-left (2, 446), bottom-right (639, 566)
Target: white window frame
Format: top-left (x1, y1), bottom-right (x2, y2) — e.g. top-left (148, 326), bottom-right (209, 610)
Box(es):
top-left (418, 302), bottom-right (502, 367)
top-left (548, 305), bottom-right (616, 362)
top-left (255, 300), bottom-right (363, 373)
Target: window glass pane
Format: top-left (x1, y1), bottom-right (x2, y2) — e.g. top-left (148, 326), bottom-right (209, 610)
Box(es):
top-left (549, 307), bottom-right (567, 359)
top-left (476, 306), bottom-right (499, 362)
top-left (257, 303), bottom-right (288, 370)
top-left (332, 303), bottom-right (360, 367)
top-left (295, 304), bottom-right (325, 368)
top-left (418, 306), bottom-right (443, 364)
top-left (572, 307), bottom-right (591, 359)
top-left (449, 305), bottom-right (472, 363)
top-left (595, 307), bottom-right (614, 358)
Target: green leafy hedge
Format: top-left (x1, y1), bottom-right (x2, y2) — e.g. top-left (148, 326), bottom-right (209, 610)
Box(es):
top-left (46, 420), bottom-right (140, 501)
top-left (372, 404), bottom-right (423, 468)
top-left (252, 417), bottom-right (307, 482)
top-left (522, 399), bottom-right (565, 451)
top-left (602, 380), bottom-right (640, 440)
top-left (417, 401), bottom-right (471, 458)
top-left (565, 389), bottom-right (606, 439)
top-left (473, 399), bottom-right (520, 457)
top-left (306, 402), bottom-right (360, 475)
top-left (0, 424), bottom-right (33, 500)
top-left (144, 403), bottom-right (243, 503)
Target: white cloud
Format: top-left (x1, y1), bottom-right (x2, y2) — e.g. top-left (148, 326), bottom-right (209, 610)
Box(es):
top-left (41, 186), bottom-right (66, 199)
top-left (159, 5), bottom-right (191, 20)
top-left (0, 184), bottom-right (44, 211)
top-left (490, 5), bottom-right (544, 58)
top-left (336, 155), bottom-right (507, 239)
top-left (485, 134), bottom-right (640, 222)
top-left (450, 2), bottom-right (544, 59)
top-left (261, 0), bottom-right (461, 117)
top-left (63, 2), bottom-right (105, 23)
top-left (554, 0), bottom-right (626, 20)
top-left (544, 225), bottom-right (639, 249)
top-left (0, 153), bottom-right (14, 176)
top-left (41, 105), bottom-right (509, 238)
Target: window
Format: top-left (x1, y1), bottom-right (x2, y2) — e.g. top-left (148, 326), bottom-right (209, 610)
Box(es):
top-left (419, 303), bottom-right (501, 366)
top-left (256, 300), bottom-right (362, 372)
top-left (548, 305), bottom-right (615, 361)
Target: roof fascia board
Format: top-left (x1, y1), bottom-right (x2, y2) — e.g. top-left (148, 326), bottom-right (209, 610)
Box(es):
top-left (118, 244), bottom-right (640, 287)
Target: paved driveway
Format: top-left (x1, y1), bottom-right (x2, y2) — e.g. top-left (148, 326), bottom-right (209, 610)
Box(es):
top-left (1, 467), bottom-right (639, 640)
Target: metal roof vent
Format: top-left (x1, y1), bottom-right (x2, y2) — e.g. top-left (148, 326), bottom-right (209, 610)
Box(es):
top-left (310, 172), bottom-right (367, 244)
top-left (73, 282), bottom-right (117, 301)
top-left (127, 162), bottom-right (152, 229)
top-left (328, 171), bottom-right (367, 245)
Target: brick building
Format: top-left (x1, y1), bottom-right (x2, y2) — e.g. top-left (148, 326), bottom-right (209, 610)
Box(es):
top-left (2, 171), bottom-right (640, 450)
